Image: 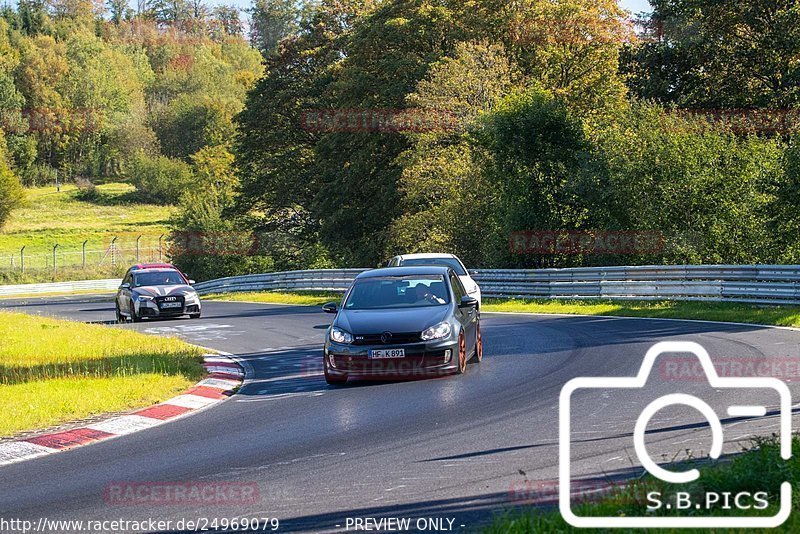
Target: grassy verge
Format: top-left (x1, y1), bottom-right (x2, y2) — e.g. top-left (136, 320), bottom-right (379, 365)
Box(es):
top-left (486, 437), bottom-right (798, 533)
top-left (0, 311), bottom-right (205, 437)
top-left (204, 291), bottom-right (800, 329)
top-left (0, 183), bottom-right (175, 283)
top-left (204, 291), bottom-right (341, 307)
top-left (483, 298), bottom-right (800, 328)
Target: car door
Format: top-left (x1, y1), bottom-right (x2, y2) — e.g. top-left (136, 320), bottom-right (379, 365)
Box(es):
top-left (450, 271), bottom-right (477, 350)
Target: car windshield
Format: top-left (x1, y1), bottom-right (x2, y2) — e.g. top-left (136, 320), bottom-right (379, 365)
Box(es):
top-left (133, 271), bottom-right (185, 287)
top-left (400, 258), bottom-right (467, 276)
top-left (344, 275), bottom-right (450, 310)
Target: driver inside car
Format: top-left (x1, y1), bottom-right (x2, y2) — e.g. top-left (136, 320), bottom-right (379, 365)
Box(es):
top-left (413, 283), bottom-right (446, 305)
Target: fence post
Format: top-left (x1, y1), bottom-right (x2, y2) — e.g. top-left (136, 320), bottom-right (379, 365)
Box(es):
top-left (136, 235), bottom-right (142, 262)
top-left (110, 237), bottom-right (118, 268)
top-left (53, 243), bottom-right (59, 276)
top-left (82, 240), bottom-right (88, 269)
top-left (159, 234), bottom-right (165, 261)
top-left (20, 246), bottom-right (25, 273)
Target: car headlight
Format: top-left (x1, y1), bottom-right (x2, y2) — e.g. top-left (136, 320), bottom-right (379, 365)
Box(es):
top-left (135, 294), bottom-right (154, 301)
top-left (421, 322), bottom-right (452, 341)
top-left (330, 327), bottom-right (354, 344)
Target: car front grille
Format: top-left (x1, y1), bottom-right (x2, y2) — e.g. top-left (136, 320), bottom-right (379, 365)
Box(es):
top-left (352, 332), bottom-right (421, 346)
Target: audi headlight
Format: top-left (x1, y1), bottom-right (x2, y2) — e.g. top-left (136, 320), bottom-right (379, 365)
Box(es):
top-left (135, 294), bottom-right (154, 301)
top-left (421, 322), bottom-right (452, 341)
top-left (330, 327), bottom-right (354, 344)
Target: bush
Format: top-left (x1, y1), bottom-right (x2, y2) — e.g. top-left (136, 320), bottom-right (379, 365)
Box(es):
top-left (127, 152), bottom-right (195, 204)
top-left (73, 177), bottom-right (99, 201)
top-left (19, 163), bottom-right (57, 188)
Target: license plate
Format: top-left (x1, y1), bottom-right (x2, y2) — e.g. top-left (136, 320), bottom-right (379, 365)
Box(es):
top-left (160, 302), bottom-right (182, 309)
top-left (369, 348), bottom-right (406, 359)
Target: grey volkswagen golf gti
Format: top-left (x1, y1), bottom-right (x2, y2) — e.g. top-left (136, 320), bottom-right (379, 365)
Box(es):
top-left (321, 266), bottom-right (483, 384)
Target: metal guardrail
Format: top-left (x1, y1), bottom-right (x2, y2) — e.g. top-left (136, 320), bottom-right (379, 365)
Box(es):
top-left (5, 266), bottom-right (800, 305)
top-left (193, 269), bottom-right (367, 295)
top-left (0, 279), bottom-right (122, 298)
top-left (194, 265), bottom-right (800, 306)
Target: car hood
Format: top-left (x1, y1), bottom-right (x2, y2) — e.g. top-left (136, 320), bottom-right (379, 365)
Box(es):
top-left (336, 306), bottom-right (450, 334)
top-left (133, 285), bottom-right (196, 297)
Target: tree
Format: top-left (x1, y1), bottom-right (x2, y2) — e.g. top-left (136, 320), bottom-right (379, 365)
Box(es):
top-left (389, 42), bottom-right (519, 265)
top-left (248, 0), bottom-right (318, 56)
top-left (624, 0), bottom-right (800, 109)
top-left (213, 5), bottom-right (242, 36)
top-left (0, 131), bottom-right (24, 230)
top-left (107, 0), bottom-right (128, 23)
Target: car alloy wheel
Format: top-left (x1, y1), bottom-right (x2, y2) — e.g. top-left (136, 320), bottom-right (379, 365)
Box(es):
top-left (130, 300), bottom-right (141, 323)
top-left (472, 323), bottom-right (483, 363)
top-left (456, 332), bottom-right (467, 375)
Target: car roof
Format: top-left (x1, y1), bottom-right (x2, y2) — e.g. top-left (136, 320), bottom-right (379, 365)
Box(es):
top-left (394, 253), bottom-right (457, 260)
top-left (131, 263), bottom-right (179, 271)
top-left (358, 266), bottom-right (452, 279)
top-left (132, 268), bottom-right (181, 274)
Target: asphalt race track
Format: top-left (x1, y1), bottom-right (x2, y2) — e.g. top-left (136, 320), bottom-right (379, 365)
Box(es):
top-left (1, 296), bottom-right (799, 532)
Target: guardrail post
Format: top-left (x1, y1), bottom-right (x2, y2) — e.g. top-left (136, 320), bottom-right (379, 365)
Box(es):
top-left (136, 235), bottom-right (142, 262)
top-left (52, 243), bottom-right (59, 276)
top-left (82, 240), bottom-right (88, 269)
top-left (19, 246), bottom-right (25, 273)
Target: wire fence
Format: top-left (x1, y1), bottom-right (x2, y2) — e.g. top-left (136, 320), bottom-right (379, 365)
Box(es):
top-left (0, 236), bottom-right (169, 275)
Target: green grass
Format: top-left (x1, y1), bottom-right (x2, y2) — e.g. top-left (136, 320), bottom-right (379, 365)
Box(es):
top-left (0, 311), bottom-right (205, 437)
top-left (0, 183), bottom-right (175, 281)
top-left (483, 298), bottom-right (800, 328)
top-left (204, 291), bottom-right (342, 306)
top-left (485, 436), bottom-right (800, 533)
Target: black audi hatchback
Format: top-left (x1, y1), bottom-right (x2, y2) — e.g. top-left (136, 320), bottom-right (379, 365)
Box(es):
top-left (321, 266), bottom-right (483, 384)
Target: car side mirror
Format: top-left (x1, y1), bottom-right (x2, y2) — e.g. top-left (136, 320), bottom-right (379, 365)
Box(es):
top-left (188, 279), bottom-right (196, 285)
top-left (120, 283), bottom-right (130, 289)
top-left (322, 302), bottom-right (339, 314)
top-left (459, 296), bottom-right (478, 309)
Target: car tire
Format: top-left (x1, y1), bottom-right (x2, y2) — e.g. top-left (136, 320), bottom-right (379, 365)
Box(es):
top-left (470, 322), bottom-right (483, 364)
top-left (115, 304), bottom-right (124, 323)
top-left (455, 331), bottom-right (467, 375)
top-left (324, 360), bottom-right (347, 385)
top-left (130, 301), bottom-right (142, 323)
top-left (189, 313), bottom-right (201, 319)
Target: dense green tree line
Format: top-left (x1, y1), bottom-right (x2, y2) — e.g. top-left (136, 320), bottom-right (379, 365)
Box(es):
top-left (2, 0), bottom-right (799, 278)
top-left (229, 0), bottom-right (800, 276)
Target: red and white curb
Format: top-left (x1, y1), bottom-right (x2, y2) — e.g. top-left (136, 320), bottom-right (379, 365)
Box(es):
top-left (0, 354), bottom-right (244, 467)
